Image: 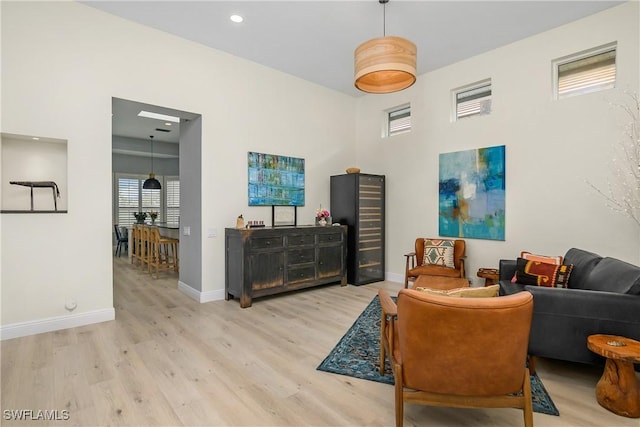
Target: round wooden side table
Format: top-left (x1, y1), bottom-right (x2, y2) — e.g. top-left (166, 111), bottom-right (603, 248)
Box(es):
top-left (477, 268), bottom-right (499, 287)
top-left (587, 334), bottom-right (640, 418)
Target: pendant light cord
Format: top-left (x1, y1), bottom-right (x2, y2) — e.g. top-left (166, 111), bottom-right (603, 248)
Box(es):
top-left (382, 0), bottom-right (387, 36)
top-left (150, 135), bottom-right (154, 173)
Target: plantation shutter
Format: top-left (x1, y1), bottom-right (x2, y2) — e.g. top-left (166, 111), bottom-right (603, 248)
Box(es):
top-left (166, 178), bottom-right (180, 226)
top-left (117, 177), bottom-right (140, 226)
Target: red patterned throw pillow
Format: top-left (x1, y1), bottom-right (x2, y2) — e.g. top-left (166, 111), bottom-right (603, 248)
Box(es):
top-left (515, 258), bottom-right (573, 288)
top-left (511, 251), bottom-right (563, 283)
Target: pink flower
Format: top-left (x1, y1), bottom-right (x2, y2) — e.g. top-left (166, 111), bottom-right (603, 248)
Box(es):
top-left (316, 209), bottom-right (330, 218)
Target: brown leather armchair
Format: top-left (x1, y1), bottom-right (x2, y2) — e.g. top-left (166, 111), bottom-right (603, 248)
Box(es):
top-left (404, 238), bottom-right (466, 288)
top-left (378, 288), bottom-right (534, 427)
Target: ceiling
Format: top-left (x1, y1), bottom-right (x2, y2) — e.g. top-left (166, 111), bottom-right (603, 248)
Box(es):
top-left (112, 97), bottom-right (199, 145)
top-left (101, 1), bottom-right (624, 145)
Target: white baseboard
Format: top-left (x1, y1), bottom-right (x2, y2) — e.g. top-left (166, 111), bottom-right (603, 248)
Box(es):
top-left (386, 271), bottom-right (404, 284)
top-left (178, 281), bottom-right (225, 303)
top-left (1, 308), bottom-right (115, 341)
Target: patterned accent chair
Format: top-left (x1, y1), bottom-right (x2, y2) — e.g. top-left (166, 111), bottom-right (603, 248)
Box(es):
top-left (378, 288), bottom-right (534, 427)
top-left (404, 238), bottom-right (466, 288)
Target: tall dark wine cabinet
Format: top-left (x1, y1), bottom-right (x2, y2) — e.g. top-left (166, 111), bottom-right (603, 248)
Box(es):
top-left (330, 173), bottom-right (385, 285)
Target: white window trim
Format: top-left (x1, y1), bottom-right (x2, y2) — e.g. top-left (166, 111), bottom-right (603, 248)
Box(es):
top-left (552, 42), bottom-right (617, 100)
top-left (383, 103), bottom-right (411, 138)
top-left (451, 78), bottom-right (492, 122)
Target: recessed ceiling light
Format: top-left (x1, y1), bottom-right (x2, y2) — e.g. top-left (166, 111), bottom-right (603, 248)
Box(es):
top-left (32, 137), bottom-right (40, 140)
top-left (164, 122), bottom-right (172, 126)
top-left (230, 14), bottom-right (243, 23)
top-left (138, 110), bottom-right (180, 123)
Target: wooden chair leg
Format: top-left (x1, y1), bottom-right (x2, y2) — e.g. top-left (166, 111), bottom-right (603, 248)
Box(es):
top-left (172, 241), bottom-right (179, 272)
top-left (379, 312), bottom-right (386, 375)
top-left (394, 365), bottom-right (404, 427)
top-left (404, 255), bottom-right (410, 288)
top-left (523, 368), bottom-right (533, 427)
top-left (527, 355), bottom-right (536, 374)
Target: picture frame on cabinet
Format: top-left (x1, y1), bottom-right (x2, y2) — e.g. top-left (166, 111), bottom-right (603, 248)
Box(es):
top-left (272, 205), bottom-right (297, 227)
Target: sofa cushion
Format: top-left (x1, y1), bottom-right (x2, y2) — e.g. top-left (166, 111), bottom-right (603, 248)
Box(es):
top-left (582, 257), bottom-right (640, 295)
top-left (499, 281), bottom-right (527, 296)
top-left (563, 248), bottom-right (603, 289)
top-left (515, 258), bottom-right (573, 288)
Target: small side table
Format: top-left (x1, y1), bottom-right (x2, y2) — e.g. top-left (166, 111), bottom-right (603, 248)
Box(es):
top-left (587, 334), bottom-right (640, 418)
top-left (477, 268), bottom-right (499, 287)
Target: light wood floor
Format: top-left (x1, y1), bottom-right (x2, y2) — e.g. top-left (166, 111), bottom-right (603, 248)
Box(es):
top-left (2, 256), bottom-right (638, 426)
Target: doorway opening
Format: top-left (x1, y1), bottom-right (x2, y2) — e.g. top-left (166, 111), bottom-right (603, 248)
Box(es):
top-left (111, 97), bottom-right (202, 305)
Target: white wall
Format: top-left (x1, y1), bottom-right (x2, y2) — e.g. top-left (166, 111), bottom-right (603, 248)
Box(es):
top-left (1, 1), bottom-right (355, 335)
top-left (355, 2), bottom-right (640, 285)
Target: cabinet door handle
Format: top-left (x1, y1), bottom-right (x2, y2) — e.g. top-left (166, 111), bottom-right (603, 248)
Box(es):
top-left (266, 241), bottom-right (271, 245)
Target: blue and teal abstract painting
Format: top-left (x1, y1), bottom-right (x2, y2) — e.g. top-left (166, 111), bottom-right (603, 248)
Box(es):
top-left (439, 145), bottom-right (505, 240)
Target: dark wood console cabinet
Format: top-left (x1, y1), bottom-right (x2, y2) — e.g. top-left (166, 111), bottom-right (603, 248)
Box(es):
top-left (225, 226), bottom-right (347, 308)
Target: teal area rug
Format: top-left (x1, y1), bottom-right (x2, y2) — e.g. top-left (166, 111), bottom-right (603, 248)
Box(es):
top-left (317, 295), bottom-right (559, 416)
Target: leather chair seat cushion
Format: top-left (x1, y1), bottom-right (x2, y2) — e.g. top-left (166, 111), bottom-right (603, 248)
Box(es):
top-left (408, 265), bottom-right (460, 278)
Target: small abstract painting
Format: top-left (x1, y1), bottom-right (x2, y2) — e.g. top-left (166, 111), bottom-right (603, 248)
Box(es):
top-left (439, 145), bottom-right (505, 240)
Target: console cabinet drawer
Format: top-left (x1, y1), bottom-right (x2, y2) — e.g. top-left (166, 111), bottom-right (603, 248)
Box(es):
top-left (288, 248), bottom-right (315, 265)
top-left (288, 234), bottom-right (315, 246)
top-left (287, 265), bottom-right (316, 283)
top-left (250, 236), bottom-right (283, 250)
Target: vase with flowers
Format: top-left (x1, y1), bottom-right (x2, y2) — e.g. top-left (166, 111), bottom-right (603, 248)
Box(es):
top-left (149, 210), bottom-right (158, 225)
top-left (133, 211), bottom-right (147, 224)
top-left (316, 207), bottom-right (331, 226)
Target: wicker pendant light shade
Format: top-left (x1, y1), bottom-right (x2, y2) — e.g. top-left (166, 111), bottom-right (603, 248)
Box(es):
top-left (354, 36), bottom-right (417, 93)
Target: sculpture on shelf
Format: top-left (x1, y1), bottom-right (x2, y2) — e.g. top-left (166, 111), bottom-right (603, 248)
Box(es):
top-left (9, 181), bottom-right (60, 211)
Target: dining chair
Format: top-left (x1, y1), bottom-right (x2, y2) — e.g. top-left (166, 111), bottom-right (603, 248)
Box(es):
top-left (113, 224), bottom-right (128, 257)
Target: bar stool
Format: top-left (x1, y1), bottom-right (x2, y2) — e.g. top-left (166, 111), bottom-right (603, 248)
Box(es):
top-left (148, 227), bottom-right (179, 278)
top-left (139, 225), bottom-right (151, 272)
top-left (131, 225), bottom-right (141, 266)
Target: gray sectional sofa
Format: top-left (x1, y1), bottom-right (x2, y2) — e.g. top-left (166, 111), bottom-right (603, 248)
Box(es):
top-left (499, 248), bottom-right (640, 366)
